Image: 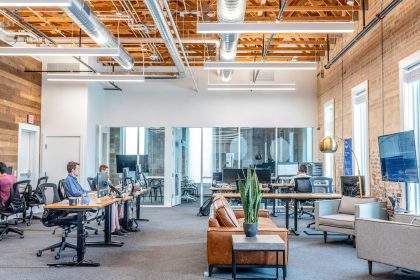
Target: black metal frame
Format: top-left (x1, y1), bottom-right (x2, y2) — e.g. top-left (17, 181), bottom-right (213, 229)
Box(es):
top-left (231, 249), bottom-right (286, 280)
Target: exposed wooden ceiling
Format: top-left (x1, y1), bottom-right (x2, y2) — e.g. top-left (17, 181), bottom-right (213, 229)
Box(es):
top-left (0, 0), bottom-right (361, 67)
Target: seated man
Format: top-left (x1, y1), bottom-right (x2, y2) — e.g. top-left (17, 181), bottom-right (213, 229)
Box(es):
top-left (64, 161), bottom-right (126, 236)
top-left (0, 162), bottom-right (16, 211)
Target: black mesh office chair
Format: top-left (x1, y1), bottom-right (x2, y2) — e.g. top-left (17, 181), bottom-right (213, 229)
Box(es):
top-left (12, 180), bottom-right (31, 225)
top-left (0, 182), bottom-right (26, 240)
top-left (294, 177), bottom-right (314, 218)
top-left (87, 177), bottom-right (97, 191)
top-left (310, 177), bottom-right (333, 194)
top-left (37, 183), bottom-right (78, 260)
top-left (26, 178), bottom-right (48, 226)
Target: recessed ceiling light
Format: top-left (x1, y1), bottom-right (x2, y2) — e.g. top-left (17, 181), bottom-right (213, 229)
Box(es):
top-left (204, 62), bottom-right (316, 70)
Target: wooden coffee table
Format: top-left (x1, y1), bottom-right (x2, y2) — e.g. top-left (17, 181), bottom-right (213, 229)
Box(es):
top-left (232, 234), bottom-right (286, 280)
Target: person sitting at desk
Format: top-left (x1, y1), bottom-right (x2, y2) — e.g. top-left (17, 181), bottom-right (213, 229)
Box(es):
top-left (64, 161), bottom-right (127, 236)
top-left (98, 164), bottom-right (127, 234)
top-left (0, 162), bottom-right (16, 211)
top-left (289, 164), bottom-right (310, 186)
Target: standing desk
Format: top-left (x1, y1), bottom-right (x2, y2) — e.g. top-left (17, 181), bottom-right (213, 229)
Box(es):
top-left (44, 195), bottom-right (123, 267)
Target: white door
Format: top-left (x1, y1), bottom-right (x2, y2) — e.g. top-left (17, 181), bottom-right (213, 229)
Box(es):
top-left (43, 136), bottom-right (81, 186)
top-left (18, 124), bottom-right (40, 184)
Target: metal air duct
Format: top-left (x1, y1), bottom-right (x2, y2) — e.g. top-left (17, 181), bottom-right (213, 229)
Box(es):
top-left (63, 0), bottom-right (134, 70)
top-left (217, 0), bottom-right (246, 81)
top-left (144, 0), bottom-right (186, 77)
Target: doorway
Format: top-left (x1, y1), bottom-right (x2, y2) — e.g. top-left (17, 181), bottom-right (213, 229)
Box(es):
top-left (17, 124), bottom-right (40, 184)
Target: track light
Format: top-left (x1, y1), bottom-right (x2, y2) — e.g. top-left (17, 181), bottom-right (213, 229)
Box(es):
top-left (197, 22), bottom-right (355, 34)
top-left (0, 0), bottom-right (71, 7)
top-left (204, 62), bottom-right (316, 70)
top-left (0, 47), bottom-right (120, 57)
top-left (47, 73), bottom-right (145, 83)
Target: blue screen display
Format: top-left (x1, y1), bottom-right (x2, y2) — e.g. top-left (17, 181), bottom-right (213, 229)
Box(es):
top-left (378, 130), bottom-right (419, 183)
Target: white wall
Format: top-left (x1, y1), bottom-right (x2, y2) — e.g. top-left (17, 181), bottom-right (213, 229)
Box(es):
top-left (101, 68), bottom-right (317, 128)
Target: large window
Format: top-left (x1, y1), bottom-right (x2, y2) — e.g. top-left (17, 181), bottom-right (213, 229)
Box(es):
top-left (401, 55), bottom-right (420, 214)
top-left (324, 100), bottom-right (334, 178)
top-left (352, 81), bottom-right (369, 194)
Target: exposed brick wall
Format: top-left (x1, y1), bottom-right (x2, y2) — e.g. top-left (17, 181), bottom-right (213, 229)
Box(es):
top-left (316, 0), bottom-right (420, 203)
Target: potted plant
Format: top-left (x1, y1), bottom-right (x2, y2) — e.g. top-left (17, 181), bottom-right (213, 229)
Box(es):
top-left (238, 169), bottom-right (262, 237)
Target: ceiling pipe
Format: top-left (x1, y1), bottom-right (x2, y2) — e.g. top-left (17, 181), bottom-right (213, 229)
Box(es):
top-left (217, 0), bottom-right (246, 81)
top-left (324, 0), bottom-right (401, 70)
top-left (63, 0), bottom-right (134, 70)
top-left (144, 0), bottom-right (186, 78)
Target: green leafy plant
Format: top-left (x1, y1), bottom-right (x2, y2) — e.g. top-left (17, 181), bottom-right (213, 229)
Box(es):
top-left (238, 169), bottom-right (262, 224)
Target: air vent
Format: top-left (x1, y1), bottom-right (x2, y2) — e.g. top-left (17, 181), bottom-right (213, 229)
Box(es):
top-left (47, 63), bottom-right (80, 72)
top-left (250, 71), bottom-right (274, 82)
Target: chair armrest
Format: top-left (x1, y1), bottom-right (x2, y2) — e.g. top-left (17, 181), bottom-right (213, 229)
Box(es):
top-left (355, 202), bottom-right (387, 220)
top-left (315, 199), bottom-right (340, 229)
top-left (355, 218), bottom-right (420, 272)
top-left (233, 209), bottom-right (270, 219)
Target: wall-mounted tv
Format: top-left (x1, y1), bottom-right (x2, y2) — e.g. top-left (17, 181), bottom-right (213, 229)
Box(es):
top-left (378, 130), bottom-right (419, 183)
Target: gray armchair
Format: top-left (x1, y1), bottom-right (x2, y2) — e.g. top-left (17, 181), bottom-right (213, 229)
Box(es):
top-left (356, 214), bottom-right (420, 275)
top-left (315, 196), bottom-right (387, 246)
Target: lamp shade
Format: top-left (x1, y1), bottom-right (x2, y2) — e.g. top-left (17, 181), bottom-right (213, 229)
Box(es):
top-left (319, 136), bottom-right (338, 153)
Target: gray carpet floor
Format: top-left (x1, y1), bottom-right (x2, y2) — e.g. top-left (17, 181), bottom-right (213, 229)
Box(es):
top-left (0, 204), bottom-right (419, 280)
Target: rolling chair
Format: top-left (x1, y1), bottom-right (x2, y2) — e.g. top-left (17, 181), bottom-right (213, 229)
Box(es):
top-left (294, 177), bottom-right (314, 219)
top-left (26, 177), bottom-right (49, 226)
top-left (149, 179), bottom-right (164, 202)
top-left (86, 177), bottom-right (105, 226)
top-left (13, 180), bottom-right (31, 225)
top-left (57, 179), bottom-right (98, 235)
top-left (37, 183), bottom-right (78, 260)
top-left (0, 182), bottom-right (26, 240)
top-left (305, 177), bottom-right (333, 230)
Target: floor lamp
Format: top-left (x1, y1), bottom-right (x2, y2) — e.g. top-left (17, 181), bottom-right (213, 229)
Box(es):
top-left (319, 136), bottom-right (364, 198)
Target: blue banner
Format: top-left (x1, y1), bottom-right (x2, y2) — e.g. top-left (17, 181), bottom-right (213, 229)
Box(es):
top-left (344, 138), bottom-right (353, 176)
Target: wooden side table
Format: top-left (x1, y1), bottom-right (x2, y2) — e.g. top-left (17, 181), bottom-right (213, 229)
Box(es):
top-left (232, 234), bottom-right (286, 280)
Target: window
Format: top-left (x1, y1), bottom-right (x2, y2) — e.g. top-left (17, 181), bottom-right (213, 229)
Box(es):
top-left (352, 81), bottom-right (369, 194)
top-left (324, 100), bottom-right (334, 178)
top-left (401, 53), bottom-right (420, 214)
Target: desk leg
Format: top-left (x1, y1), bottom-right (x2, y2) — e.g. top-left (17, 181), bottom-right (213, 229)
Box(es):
top-left (282, 250), bottom-right (286, 280)
top-left (134, 195), bottom-right (149, 222)
top-left (276, 250), bottom-right (279, 280)
top-left (272, 198), bottom-right (278, 217)
top-left (289, 199), bottom-right (299, 236)
top-left (48, 211), bottom-right (100, 267)
top-left (86, 204), bottom-right (124, 247)
top-left (285, 199), bottom-right (289, 229)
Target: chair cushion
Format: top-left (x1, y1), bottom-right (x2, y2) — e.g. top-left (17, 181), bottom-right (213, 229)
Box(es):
top-left (338, 196), bottom-right (377, 215)
top-left (237, 217), bottom-right (276, 228)
top-left (213, 196), bottom-right (240, 227)
top-left (319, 214), bottom-right (355, 229)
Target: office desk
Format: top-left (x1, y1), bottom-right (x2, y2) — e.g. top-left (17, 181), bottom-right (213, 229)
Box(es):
top-left (214, 193), bottom-right (342, 235)
top-left (44, 196), bottom-right (122, 267)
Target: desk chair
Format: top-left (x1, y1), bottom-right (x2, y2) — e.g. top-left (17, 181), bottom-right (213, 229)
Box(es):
top-left (13, 180), bottom-right (31, 225)
top-left (37, 183), bottom-right (78, 260)
top-left (181, 177), bottom-right (197, 203)
top-left (294, 177), bottom-right (314, 219)
top-left (26, 179), bottom-right (48, 226)
top-left (57, 179), bottom-right (98, 235)
top-left (0, 182), bottom-right (26, 240)
top-left (87, 177), bottom-right (97, 191)
top-left (149, 178), bottom-right (164, 202)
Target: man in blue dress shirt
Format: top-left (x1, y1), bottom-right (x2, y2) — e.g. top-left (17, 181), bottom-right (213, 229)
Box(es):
top-left (64, 161), bottom-right (87, 197)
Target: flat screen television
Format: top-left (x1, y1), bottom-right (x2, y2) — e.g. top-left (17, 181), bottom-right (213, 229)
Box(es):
top-left (222, 168), bottom-right (246, 184)
top-left (116, 155), bottom-right (137, 173)
top-left (277, 162), bottom-right (299, 176)
top-left (378, 130), bottom-right (419, 183)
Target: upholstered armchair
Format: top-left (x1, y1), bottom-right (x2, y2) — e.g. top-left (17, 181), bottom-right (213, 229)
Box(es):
top-left (315, 196), bottom-right (387, 245)
top-left (356, 214), bottom-right (420, 275)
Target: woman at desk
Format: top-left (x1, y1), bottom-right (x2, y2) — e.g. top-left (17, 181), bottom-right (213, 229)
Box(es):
top-left (289, 164), bottom-right (310, 187)
top-left (64, 161), bottom-right (127, 236)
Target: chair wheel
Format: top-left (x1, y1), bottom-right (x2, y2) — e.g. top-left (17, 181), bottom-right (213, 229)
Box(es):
top-left (27, 222), bottom-right (31, 226)
top-left (94, 230), bottom-right (98, 235)
top-left (37, 251), bottom-right (42, 257)
top-left (20, 235), bottom-right (24, 239)
top-left (14, 221), bottom-right (18, 225)
top-left (55, 254), bottom-right (60, 260)
top-left (51, 248), bottom-right (55, 252)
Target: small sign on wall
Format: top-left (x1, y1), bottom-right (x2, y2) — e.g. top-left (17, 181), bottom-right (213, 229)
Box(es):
top-left (27, 114), bottom-right (34, 124)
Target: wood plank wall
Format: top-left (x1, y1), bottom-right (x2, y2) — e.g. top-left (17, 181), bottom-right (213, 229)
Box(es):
top-left (0, 51), bottom-right (42, 174)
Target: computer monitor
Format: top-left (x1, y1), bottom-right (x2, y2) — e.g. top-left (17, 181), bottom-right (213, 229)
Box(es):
top-left (277, 162), bottom-right (299, 176)
top-left (212, 172), bottom-right (223, 182)
top-left (116, 155), bottom-right (137, 173)
top-left (254, 168), bottom-right (272, 184)
top-left (138, 155), bottom-right (149, 173)
top-left (341, 176), bottom-right (365, 197)
top-left (97, 172), bottom-right (109, 198)
top-left (222, 168), bottom-right (246, 184)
